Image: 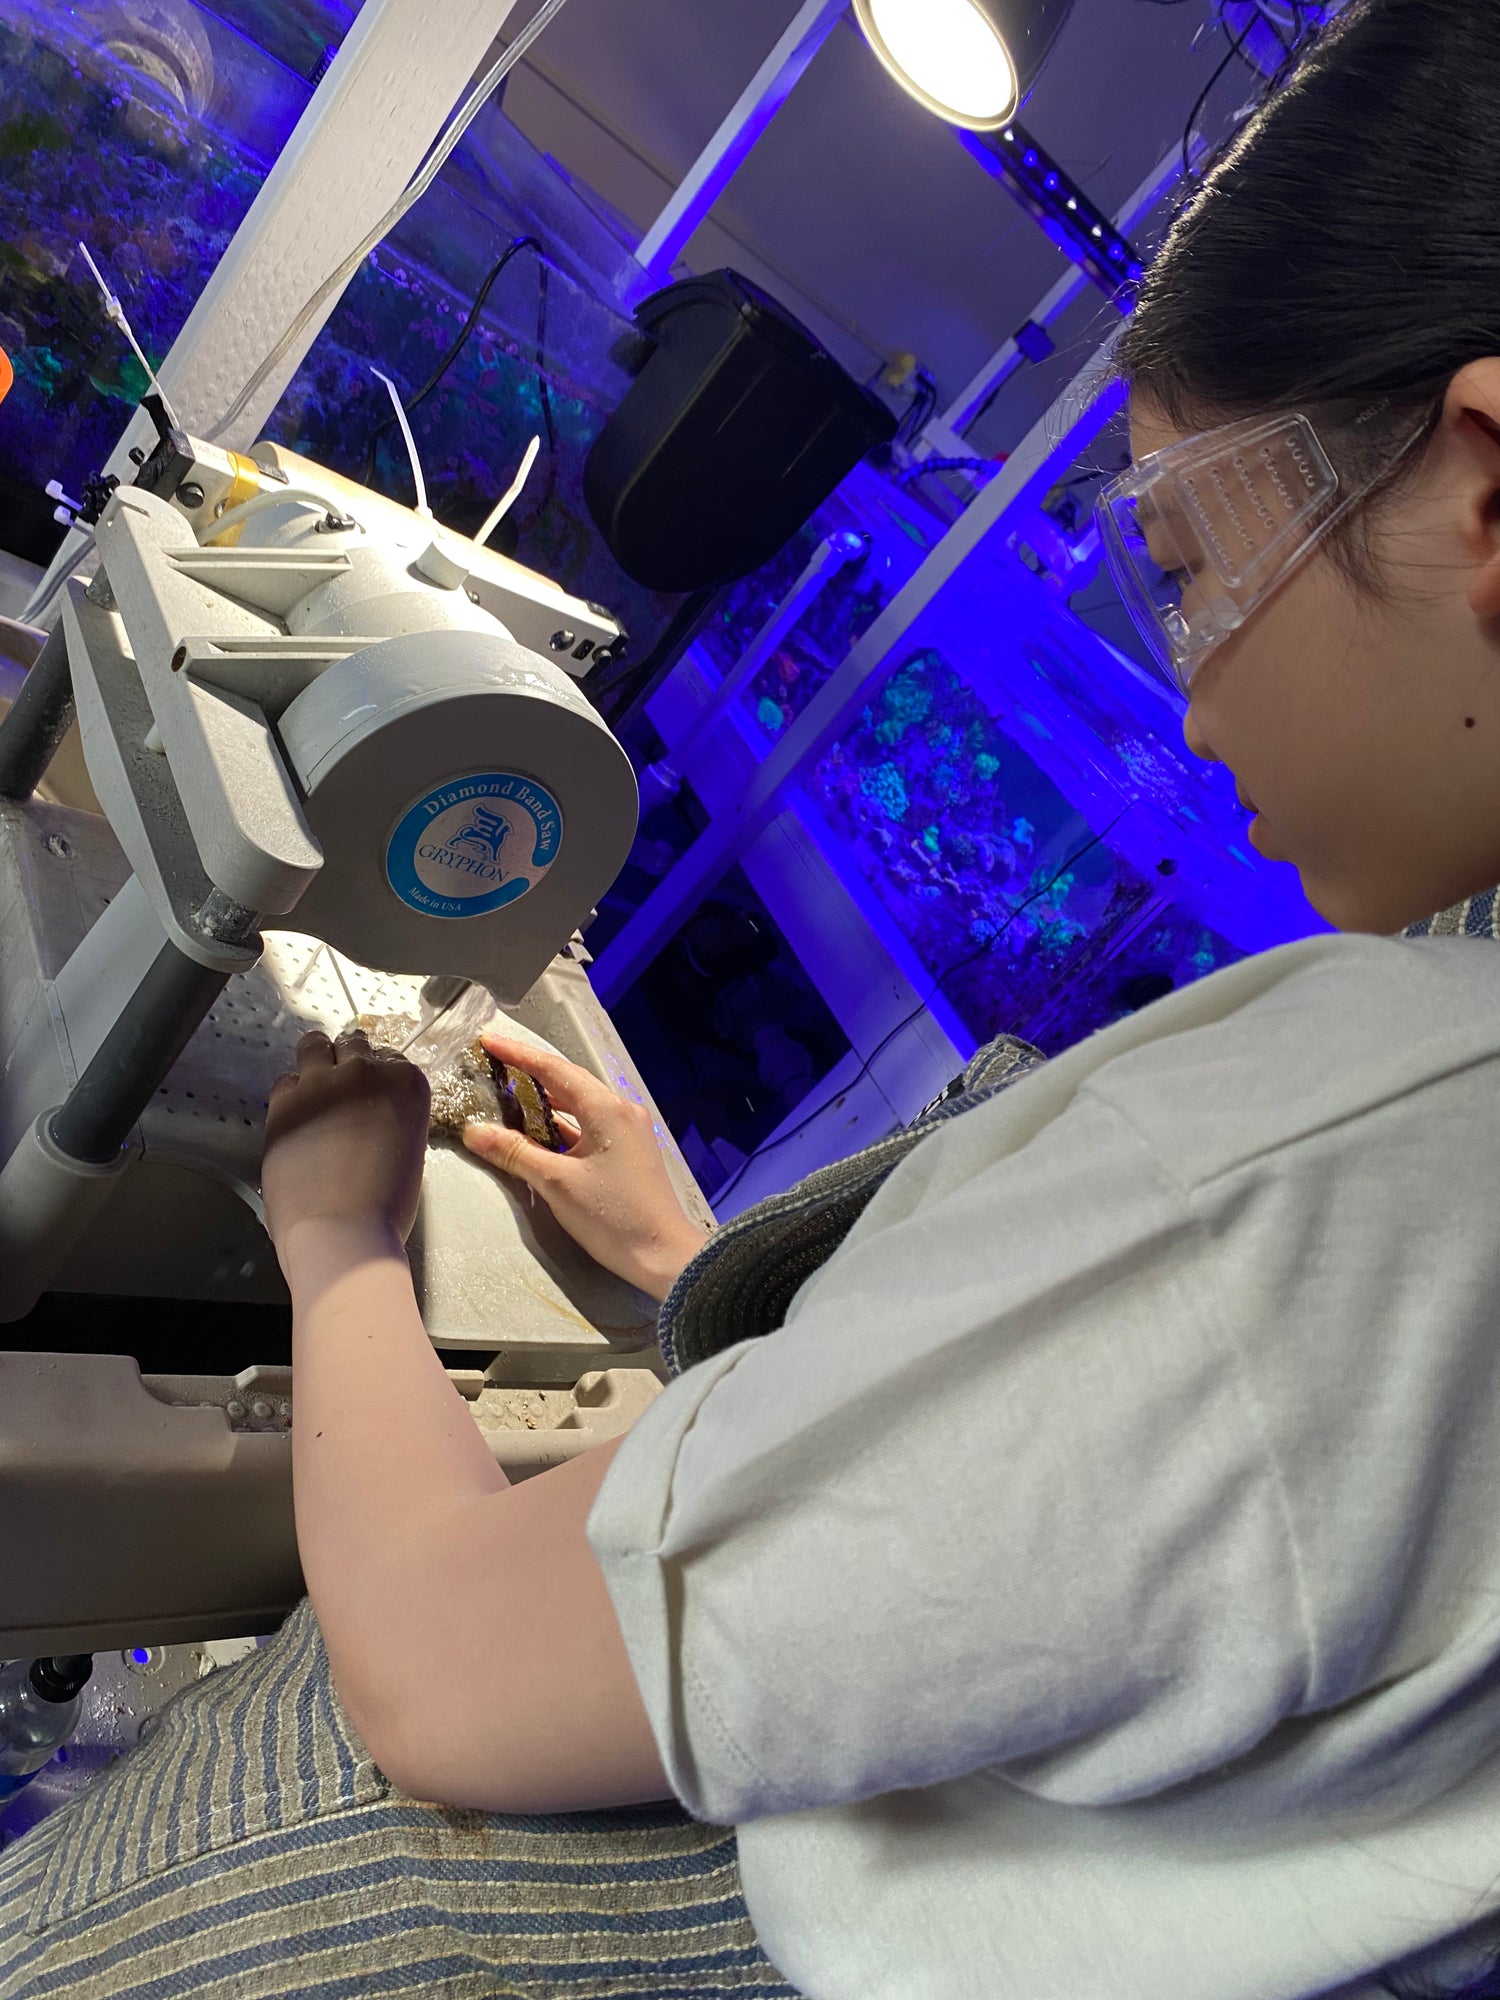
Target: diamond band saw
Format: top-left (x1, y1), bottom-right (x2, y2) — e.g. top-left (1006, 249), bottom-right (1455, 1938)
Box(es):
top-left (0, 415), bottom-right (651, 1336)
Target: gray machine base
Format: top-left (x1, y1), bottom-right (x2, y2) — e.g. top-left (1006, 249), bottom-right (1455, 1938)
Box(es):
top-left (0, 798), bottom-right (709, 1656)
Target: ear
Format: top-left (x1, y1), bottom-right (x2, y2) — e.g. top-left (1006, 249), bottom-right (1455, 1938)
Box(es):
top-left (1445, 359), bottom-right (1500, 621)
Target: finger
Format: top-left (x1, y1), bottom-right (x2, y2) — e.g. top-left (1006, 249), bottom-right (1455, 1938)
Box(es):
top-left (335, 1026), bottom-right (371, 1060)
top-left (479, 1033), bottom-right (597, 1116)
top-left (296, 1030), bottom-right (335, 1070)
top-left (463, 1121), bottom-right (561, 1189)
top-left (552, 1110), bottom-right (583, 1145)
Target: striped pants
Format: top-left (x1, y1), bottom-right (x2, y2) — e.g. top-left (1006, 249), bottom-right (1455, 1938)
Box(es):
top-left (0, 1601), bottom-right (800, 1998)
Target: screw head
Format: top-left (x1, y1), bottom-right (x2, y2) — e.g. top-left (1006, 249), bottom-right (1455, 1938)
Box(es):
top-left (175, 481), bottom-right (205, 510)
top-left (549, 629), bottom-right (577, 652)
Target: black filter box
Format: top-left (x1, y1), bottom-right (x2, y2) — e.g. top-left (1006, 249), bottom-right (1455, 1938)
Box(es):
top-left (585, 269), bottom-right (898, 594)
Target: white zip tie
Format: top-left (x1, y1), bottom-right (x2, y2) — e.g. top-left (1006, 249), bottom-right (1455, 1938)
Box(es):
top-left (473, 435), bottom-right (541, 549)
top-left (372, 368), bottom-right (429, 518)
top-left (77, 240), bottom-right (176, 421)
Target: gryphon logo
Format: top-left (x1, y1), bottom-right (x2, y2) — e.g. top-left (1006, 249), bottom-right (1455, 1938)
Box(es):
top-left (445, 806), bottom-right (512, 867)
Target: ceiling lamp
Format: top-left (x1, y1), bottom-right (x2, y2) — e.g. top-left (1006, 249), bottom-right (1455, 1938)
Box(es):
top-left (852, 0), bottom-right (1075, 132)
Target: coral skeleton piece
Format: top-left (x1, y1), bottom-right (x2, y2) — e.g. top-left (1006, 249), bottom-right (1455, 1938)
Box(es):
top-left (357, 1015), bottom-right (565, 1150)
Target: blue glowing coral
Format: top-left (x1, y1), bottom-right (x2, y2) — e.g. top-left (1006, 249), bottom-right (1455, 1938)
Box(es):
top-left (860, 762), bottom-right (910, 822)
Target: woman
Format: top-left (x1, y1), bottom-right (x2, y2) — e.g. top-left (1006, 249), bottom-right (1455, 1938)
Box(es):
top-left (4, 1), bottom-right (1500, 1994)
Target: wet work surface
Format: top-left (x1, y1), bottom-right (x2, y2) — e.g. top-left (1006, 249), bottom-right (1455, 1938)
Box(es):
top-left (0, 1636), bottom-right (264, 1851)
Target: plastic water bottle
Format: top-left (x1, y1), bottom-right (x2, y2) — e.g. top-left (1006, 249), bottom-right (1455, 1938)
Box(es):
top-left (0, 1657), bottom-right (94, 1799)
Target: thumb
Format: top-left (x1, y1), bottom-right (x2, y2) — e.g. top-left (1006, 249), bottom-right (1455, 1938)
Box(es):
top-left (463, 1121), bottom-right (558, 1189)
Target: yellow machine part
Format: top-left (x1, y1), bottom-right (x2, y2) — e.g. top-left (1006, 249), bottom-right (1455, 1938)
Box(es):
top-left (204, 452), bottom-right (264, 547)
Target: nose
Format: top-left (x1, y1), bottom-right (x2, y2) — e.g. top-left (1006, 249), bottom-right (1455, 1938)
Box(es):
top-left (1182, 704), bottom-right (1219, 765)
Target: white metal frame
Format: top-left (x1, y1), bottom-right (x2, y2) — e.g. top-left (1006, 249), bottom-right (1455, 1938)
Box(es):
top-left (920, 141), bottom-right (1187, 459)
top-left (632, 0), bottom-right (852, 287)
top-left (590, 332), bottom-right (1129, 1010)
top-left (30, 0), bottom-right (527, 618)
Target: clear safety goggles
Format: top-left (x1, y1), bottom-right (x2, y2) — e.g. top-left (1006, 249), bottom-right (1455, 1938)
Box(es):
top-left (1096, 411), bottom-right (1427, 696)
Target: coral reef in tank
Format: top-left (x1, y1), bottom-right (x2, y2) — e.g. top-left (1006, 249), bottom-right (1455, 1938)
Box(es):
top-left (806, 646), bottom-right (1242, 1051)
top-left (0, 0), bottom-right (680, 650)
top-left (0, 7), bottom-right (266, 554)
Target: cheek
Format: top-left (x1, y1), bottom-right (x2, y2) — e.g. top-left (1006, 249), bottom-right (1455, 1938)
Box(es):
top-left (1191, 563), bottom-right (1360, 812)
top-left (1186, 562), bottom-right (1467, 929)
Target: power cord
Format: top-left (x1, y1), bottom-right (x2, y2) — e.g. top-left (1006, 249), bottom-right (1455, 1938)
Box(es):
top-left (710, 812), bottom-right (1129, 1211)
top-left (362, 235), bottom-right (554, 494)
top-left (1182, 3), bottom-right (1328, 180)
top-left (1181, 10), bottom-right (1261, 178)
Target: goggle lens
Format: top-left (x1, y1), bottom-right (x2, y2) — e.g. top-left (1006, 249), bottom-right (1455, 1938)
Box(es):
top-left (1097, 415), bottom-right (1344, 696)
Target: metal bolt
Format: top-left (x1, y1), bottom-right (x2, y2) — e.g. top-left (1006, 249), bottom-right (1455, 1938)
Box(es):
top-left (467, 590), bottom-right (480, 604)
top-left (251, 1399), bottom-right (273, 1422)
top-left (549, 629), bottom-right (576, 652)
top-left (226, 1400), bottom-right (246, 1422)
top-left (193, 887), bottom-right (258, 946)
top-left (175, 482), bottom-right (205, 510)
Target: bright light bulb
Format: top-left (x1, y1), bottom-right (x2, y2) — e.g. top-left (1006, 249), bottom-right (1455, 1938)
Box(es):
top-left (857, 0), bottom-right (1019, 130)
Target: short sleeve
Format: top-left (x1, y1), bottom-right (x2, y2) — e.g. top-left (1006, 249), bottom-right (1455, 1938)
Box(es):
top-left (587, 1087), bottom-right (1314, 1828)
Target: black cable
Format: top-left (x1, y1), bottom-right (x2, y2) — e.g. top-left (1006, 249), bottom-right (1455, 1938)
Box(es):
top-left (710, 813), bottom-right (1129, 1210)
top-left (892, 371), bottom-right (938, 451)
top-left (1056, 458), bottom-right (1128, 491)
top-left (535, 256), bottom-right (556, 459)
top-left (522, 253), bottom-right (559, 530)
top-left (1181, 9), bottom-right (1260, 180)
top-left (362, 235), bottom-right (545, 488)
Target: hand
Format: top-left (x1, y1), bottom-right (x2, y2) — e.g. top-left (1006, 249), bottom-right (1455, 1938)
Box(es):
top-left (262, 1030), bottom-right (431, 1265)
top-left (463, 1033), bottom-right (710, 1303)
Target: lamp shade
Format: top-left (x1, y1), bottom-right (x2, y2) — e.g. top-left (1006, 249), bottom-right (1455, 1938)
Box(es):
top-left (852, 0), bottom-right (1074, 130)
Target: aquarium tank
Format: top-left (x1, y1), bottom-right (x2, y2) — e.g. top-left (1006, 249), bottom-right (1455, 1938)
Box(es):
top-left (638, 457), bottom-right (1325, 1072)
top-left (0, 0), bottom-right (1325, 1150)
top-left (0, 0), bottom-right (682, 651)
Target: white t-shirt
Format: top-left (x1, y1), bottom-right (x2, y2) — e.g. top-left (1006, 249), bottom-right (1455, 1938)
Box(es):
top-left (587, 933), bottom-right (1500, 2000)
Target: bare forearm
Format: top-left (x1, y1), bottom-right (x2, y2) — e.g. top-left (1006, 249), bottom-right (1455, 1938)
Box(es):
top-left (283, 1221), bottom-right (507, 1720)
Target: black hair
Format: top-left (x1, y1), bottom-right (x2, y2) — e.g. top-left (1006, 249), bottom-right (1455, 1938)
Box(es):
top-left (1118, 0), bottom-right (1500, 574)
top-left (1121, 8), bottom-right (1500, 1996)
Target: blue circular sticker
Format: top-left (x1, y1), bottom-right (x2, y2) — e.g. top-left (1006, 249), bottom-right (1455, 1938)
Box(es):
top-left (386, 772), bottom-right (564, 921)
